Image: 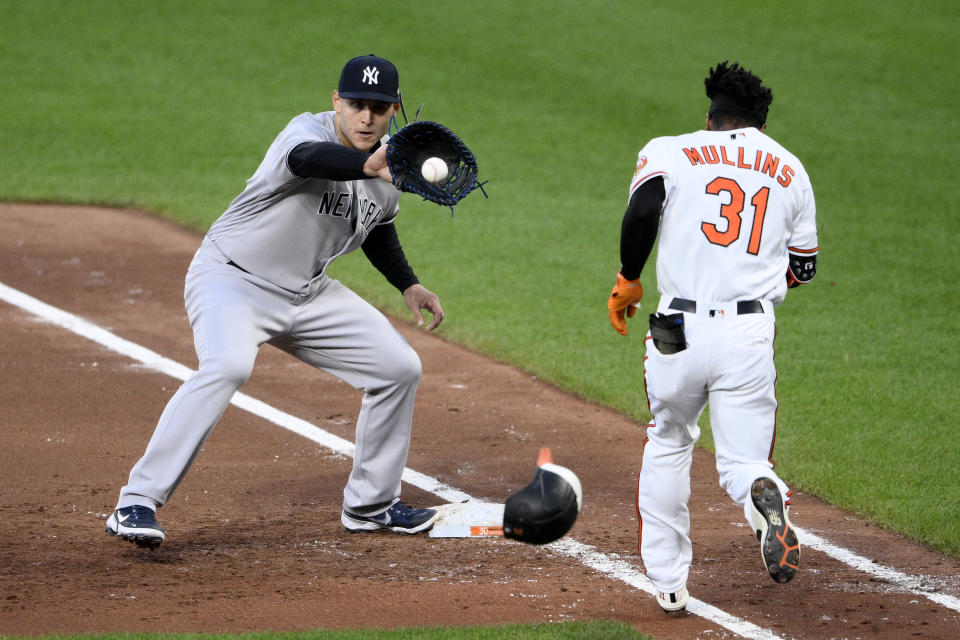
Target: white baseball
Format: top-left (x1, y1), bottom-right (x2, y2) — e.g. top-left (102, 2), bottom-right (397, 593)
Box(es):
top-left (421, 157), bottom-right (448, 183)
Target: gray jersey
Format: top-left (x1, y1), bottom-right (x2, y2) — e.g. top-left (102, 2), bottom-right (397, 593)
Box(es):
top-left (208, 111), bottom-right (401, 294)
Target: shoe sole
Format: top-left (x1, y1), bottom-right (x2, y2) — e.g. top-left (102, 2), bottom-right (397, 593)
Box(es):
top-left (341, 510), bottom-right (440, 534)
top-left (106, 515), bottom-right (165, 549)
top-left (750, 478), bottom-right (800, 583)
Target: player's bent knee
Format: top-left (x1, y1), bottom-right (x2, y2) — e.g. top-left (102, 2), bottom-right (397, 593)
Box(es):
top-left (384, 347), bottom-right (422, 387)
top-left (201, 354), bottom-right (256, 388)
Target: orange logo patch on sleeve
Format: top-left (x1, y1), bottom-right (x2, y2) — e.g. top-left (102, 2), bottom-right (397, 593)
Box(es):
top-left (634, 156), bottom-right (648, 176)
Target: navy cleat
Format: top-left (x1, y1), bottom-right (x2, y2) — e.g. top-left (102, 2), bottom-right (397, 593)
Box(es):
top-left (749, 477), bottom-right (800, 583)
top-left (341, 501), bottom-right (439, 534)
top-left (106, 505), bottom-right (165, 548)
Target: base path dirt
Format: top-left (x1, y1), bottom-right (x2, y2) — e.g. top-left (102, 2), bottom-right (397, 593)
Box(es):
top-left (1, 203), bottom-right (958, 639)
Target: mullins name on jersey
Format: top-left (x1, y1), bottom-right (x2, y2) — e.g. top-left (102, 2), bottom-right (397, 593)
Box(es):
top-left (682, 144), bottom-right (795, 188)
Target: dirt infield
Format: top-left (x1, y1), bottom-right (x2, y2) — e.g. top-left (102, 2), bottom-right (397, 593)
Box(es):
top-left (1, 203), bottom-right (958, 639)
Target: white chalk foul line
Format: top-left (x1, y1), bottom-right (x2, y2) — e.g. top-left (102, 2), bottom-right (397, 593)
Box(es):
top-left (548, 538), bottom-right (783, 639)
top-left (1, 282), bottom-right (780, 638)
top-left (4, 281), bottom-right (958, 631)
top-left (795, 526), bottom-right (960, 611)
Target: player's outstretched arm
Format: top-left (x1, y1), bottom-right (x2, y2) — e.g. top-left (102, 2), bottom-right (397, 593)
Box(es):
top-left (287, 141), bottom-right (393, 184)
top-left (403, 284), bottom-right (444, 332)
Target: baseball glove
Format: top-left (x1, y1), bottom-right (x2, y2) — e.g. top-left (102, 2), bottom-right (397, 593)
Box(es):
top-left (385, 121), bottom-right (484, 212)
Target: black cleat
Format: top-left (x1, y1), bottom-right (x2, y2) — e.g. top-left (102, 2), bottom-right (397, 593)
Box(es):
top-left (341, 501), bottom-right (439, 534)
top-left (749, 477), bottom-right (800, 583)
top-left (106, 505), bottom-right (165, 548)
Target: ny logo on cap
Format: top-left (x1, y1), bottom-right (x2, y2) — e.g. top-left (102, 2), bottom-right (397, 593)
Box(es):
top-left (362, 66), bottom-right (379, 85)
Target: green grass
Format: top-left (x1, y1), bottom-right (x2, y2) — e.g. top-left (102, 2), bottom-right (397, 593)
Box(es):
top-left (0, 621), bottom-right (650, 640)
top-left (1, 0), bottom-right (958, 568)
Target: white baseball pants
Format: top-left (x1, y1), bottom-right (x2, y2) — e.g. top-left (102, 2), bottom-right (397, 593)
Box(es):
top-left (637, 298), bottom-right (790, 593)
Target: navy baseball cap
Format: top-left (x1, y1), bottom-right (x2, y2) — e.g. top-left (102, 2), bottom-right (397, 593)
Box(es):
top-left (338, 54), bottom-right (400, 103)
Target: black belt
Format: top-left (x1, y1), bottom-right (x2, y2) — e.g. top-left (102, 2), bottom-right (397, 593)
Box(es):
top-left (668, 298), bottom-right (764, 315)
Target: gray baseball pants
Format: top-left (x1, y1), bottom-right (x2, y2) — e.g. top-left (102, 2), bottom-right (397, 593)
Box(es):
top-left (117, 238), bottom-right (421, 515)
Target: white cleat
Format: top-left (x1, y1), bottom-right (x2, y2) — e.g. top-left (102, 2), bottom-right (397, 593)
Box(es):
top-left (656, 586), bottom-right (689, 613)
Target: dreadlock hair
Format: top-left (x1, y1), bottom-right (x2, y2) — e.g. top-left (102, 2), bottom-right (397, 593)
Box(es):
top-left (704, 61), bottom-right (773, 129)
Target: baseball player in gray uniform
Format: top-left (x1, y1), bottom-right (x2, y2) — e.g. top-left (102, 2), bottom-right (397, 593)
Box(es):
top-left (107, 54), bottom-right (443, 547)
top-left (608, 61), bottom-right (817, 612)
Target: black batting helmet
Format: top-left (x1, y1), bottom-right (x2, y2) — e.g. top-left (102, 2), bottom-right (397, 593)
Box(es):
top-left (503, 448), bottom-right (583, 545)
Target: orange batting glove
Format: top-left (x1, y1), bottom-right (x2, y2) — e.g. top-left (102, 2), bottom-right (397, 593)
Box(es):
top-left (608, 272), bottom-right (643, 336)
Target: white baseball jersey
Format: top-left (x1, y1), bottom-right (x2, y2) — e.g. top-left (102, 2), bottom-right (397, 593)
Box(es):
top-left (630, 126), bottom-right (818, 595)
top-left (208, 111), bottom-right (401, 294)
top-left (630, 127), bottom-right (817, 305)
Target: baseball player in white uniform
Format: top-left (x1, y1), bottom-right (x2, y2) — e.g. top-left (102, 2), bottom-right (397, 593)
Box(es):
top-left (607, 61), bottom-right (818, 612)
top-left (106, 54), bottom-right (444, 548)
